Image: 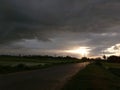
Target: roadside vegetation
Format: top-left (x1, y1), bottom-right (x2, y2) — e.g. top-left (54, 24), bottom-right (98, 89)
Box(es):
top-left (0, 55), bottom-right (82, 74)
top-left (62, 61), bottom-right (120, 90)
top-left (102, 62), bottom-right (120, 77)
top-left (0, 63), bottom-right (53, 74)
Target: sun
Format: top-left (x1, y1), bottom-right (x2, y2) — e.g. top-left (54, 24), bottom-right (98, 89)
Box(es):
top-left (66, 47), bottom-right (90, 57)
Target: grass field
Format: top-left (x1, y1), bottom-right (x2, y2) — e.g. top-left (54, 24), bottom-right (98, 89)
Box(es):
top-left (0, 56), bottom-right (81, 74)
top-left (102, 62), bottom-right (120, 77)
top-left (102, 62), bottom-right (120, 69)
top-left (0, 56), bottom-right (81, 64)
top-left (62, 62), bottom-right (120, 90)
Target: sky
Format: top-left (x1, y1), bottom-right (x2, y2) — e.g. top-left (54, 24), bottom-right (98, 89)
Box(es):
top-left (0, 0), bottom-right (120, 58)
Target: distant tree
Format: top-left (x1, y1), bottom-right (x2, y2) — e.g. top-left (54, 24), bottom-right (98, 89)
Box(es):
top-left (103, 55), bottom-right (107, 60)
top-left (81, 57), bottom-right (88, 61)
top-left (107, 55), bottom-right (120, 63)
top-left (95, 57), bottom-right (102, 61)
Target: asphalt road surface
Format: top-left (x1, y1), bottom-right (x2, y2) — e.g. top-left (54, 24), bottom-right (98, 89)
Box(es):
top-left (0, 62), bottom-right (89, 90)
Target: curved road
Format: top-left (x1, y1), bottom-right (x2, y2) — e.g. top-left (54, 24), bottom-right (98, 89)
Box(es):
top-left (0, 62), bottom-right (89, 90)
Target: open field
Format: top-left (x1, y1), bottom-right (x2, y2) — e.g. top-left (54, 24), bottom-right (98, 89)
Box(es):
top-left (62, 62), bottom-right (120, 90)
top-left (0, 56), bottom-right (82, 74)
top-left (102, 62), bottom-right (120, 69)
top-left (102, 62), bottom-right (120, 77)
top-left (0, 56), bottom-right (81, 64)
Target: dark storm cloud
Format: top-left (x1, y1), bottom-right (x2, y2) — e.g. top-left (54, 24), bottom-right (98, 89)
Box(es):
top-left (0, 0), bottom-right (120, 57)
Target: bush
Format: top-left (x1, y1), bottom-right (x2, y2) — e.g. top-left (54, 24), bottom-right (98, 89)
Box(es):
top-left (0, 65), bottom-right (13, 73)
top-left (14, 64), bottom-right (30, 71)
top-left (95, 61), bottom-right (102, 66)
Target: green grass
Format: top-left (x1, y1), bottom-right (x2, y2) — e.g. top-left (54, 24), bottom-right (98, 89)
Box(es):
top-left (102, 62), bottom-right (120, 77)
top-left (0, 56), bottom-right (82, 74)
top-left (0, 57), bottom-right (80, 64)
top-left (0, 61), bottom-right (45, 66)
top-left (62, 62), bottom-right (120, 90)
top-left (102, 62), bottom-right (120, 69)
top-left (0, 63), bottom-right (53, 74)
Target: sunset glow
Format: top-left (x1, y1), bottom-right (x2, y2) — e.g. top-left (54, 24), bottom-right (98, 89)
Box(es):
top-left (65, 47), bottom-right (90, 57)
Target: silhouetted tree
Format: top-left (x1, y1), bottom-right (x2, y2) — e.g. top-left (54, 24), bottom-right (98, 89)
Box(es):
top-left (107, 55), bottom-right (120, 63)
top-left (103, 55), bottom-right (107, 60)
top-left (81, 57), bottom-right (88, 61)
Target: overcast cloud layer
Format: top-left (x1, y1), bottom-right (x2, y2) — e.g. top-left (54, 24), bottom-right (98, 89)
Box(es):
top-left (0, 0), bottom-right (120, 57)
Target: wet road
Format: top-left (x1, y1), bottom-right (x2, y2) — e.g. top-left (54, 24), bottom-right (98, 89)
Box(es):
top-left (0, 62), bottom-right (89, 90)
